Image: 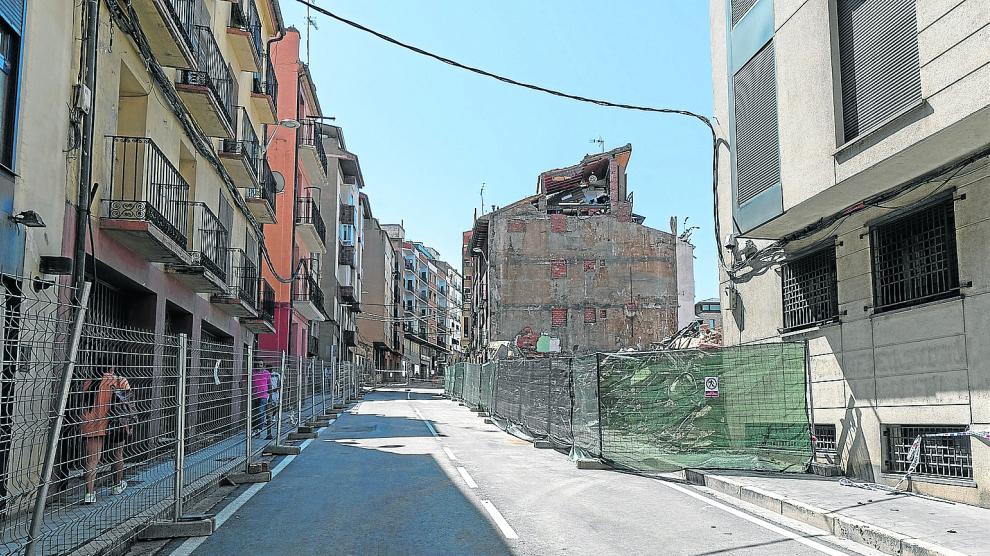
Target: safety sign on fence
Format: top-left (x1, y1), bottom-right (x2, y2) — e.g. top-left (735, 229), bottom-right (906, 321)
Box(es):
top-left (704, 376), bottom-right (719, 398)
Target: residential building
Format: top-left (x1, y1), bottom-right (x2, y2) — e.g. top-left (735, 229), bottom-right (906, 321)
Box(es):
top-left (355, 208), bottom-right (403, 370)
top-left (315, 124), bottom-right (365, 365)
top-left (465, 145), bottom-right (695, 359)
top-left (437, 261), bottom-right (464, 362)
top-left (695, 298), bottom-right (722, 331)
top-left (258, 29), bottom-right (329, 358)
top-left (461, 231), bottom-right (474, 351)
top-left (382, 224), bottom-right (457, 378)
top-left (710, 0), bottom-right (990, 505)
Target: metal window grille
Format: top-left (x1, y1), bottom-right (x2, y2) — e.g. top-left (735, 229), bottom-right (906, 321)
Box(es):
top-left (814, 424), bottom-right (837, 453)
top-left (883, 425), bottom-right (972, 479)
top-left (871, 200), bottom-right (959, 312)
top-left (782, 247), bottom-right (838, 330)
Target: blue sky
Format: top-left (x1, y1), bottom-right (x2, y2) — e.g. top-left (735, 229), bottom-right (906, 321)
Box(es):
top-left (283, 1), bottom-right (716, 299)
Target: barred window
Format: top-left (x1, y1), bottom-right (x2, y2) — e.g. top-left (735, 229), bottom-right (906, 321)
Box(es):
top-left (871, 200), bottom-right (958, 312)
top-left (883, 425), bottom-right (972, 479)
top-left (814, 424), bottom-right (837, 453)
top-left (782, 247), bottom-right (838, 330)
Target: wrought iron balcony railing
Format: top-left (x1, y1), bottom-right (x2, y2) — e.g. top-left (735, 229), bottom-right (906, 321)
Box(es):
top-left (246, 158), bottom-right (278, 214)
top-left (298, 120), bottom-right (329, 174)
top-left (293, 272), bottom-right (326, 318)
top-left (227, 248), bottom-right (259, 308)
top-left (188, 202), bottom-right (230, 281)
top-left (296, 196), bottom-right (326, 245)
top-left (229, 0), bottom-right (263, 62)
top-left (105, 136), bottom-right (190, 248)
top-left (179, 24), bottom-right (238, 129)
top-left (252, 51), bottom-right (279, 107)
top-left (258, 277), bottom-right (276, 323)
top-left (221, 106), bottom-right (260, 177)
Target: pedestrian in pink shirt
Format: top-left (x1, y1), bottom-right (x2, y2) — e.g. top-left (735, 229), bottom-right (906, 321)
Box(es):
top-left (252, 364), bottom-right (271, 437)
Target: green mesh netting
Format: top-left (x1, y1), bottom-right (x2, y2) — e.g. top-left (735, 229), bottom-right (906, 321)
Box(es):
top-left (597, 344), bottom-right (812, 472)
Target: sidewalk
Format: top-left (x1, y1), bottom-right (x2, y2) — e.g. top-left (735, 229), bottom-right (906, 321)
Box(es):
top-left (685, 470), bottom-right (987, 556)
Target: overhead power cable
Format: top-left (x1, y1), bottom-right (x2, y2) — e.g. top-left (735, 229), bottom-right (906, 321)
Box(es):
top-left (293, 0), bottom-right (729, 269)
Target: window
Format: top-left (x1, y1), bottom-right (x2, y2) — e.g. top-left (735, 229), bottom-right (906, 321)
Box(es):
top-left (339, 223), bottom-right (354, 245)
top-left (871, 199), bottom-right (958, 312)
top-left (837, 0), bottom-right (921, 141)
top-left (0, 21), bottom-right (18, 169)
top-left (733, 41), bottom-right (779, 206)
top-left (782, 246), bottom-right (838, 330)
top-left (814, 424), bottom-right (837, 454)
top-left (730, 0), bottom-right (758, 27)
top-left (883, 425), bottom-right (972, 479)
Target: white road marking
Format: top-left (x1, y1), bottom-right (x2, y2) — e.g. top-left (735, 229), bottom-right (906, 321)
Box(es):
top-left (442, 447), bottom-right (458, 461)
top-left (659, 481), bottom-right (847, 556)
top-left (481, 500), bottom-right (519, 539)
top-left (412, 407), bottom-right (440, 438)
top-left (456, 466), bottom-right (478, 488)
top-left (170, 439), bottom-right (315, 555)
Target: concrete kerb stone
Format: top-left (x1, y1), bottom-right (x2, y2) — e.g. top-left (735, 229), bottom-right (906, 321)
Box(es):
top-left (483, 418), bottom-right (494, 425)
top-left (263, 444), bottom-right (302, 456)
top-left (288, 432), bottom-right (317, 441)
top-left (533, 440), bottom-right (553, 449)
top-left (138, 517), bottom-right (215, 540)
top-left (477, 411), bottom-right (490, 417)
top-left (226, 471), bottom-right (272, 484)
top-left (688, 471), bottom-right (961, 556)
top-left (575, 459), bottom-right (611, 470)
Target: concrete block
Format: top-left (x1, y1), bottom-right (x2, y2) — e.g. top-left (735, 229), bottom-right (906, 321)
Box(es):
top-left (263, 444), bottom-right (301, 456)
top-left (288, 432), bottom-right (317, 440)
top-left (296, 425), bottom-right (315, 434)
top-left (483, 418), bottom-right (494, 425)
top-left (902, 538), bottom-right (970, 556)
top-left (477, 412), bottom-right (490, 417)
top-left (739, 486), bottom-right (784, 513)
top-left (458, 403), bottom-right (466, 407)
top-left (684, 469), bottom-right (706, 486)
top-left (305, 420), bottom-right (330, 428)
top-left (832, 514), bottom-right (907, 555)
top-left (702, 475), bottom-right (742, 498)
top-left (575, 459), bottom-right (611, 470)
top-left (469, 407), bottom-right (482, 413)
top-left (226, 471), bottom-right (272, 484)
top-left (533, 440), bottom-right (553, 449)
top-left (781, 499), bottom-right (834, 532)
top-left (333, 404), bottom-right (345, 410)
top-left (139, 517), bottom-right (215, 540)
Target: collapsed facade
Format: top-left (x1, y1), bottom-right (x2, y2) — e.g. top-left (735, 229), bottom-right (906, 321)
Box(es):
top-left (464, 145), bottom-right (695, 359)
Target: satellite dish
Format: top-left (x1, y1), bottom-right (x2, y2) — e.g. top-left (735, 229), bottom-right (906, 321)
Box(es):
top-left (272, 171), bottom-right (286, 193)
top-left (589, 174), bottom-right (598, 183)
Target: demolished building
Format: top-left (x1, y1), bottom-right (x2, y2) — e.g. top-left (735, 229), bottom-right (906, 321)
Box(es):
top-left (463, 144), bottom-right (695, 358)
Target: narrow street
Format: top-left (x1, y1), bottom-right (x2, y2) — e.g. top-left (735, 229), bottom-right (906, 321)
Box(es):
top-left (165, 389), bottom-right (877, 556)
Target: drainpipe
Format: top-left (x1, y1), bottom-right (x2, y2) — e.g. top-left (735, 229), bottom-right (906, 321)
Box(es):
top-left (285, 67), bottom-right (301, 358)
top-left (71, 0), bottom-right (100, 296)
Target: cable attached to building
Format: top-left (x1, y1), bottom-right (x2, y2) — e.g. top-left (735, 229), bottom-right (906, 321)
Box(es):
top-left (294, 0), bottom-right (730, 270)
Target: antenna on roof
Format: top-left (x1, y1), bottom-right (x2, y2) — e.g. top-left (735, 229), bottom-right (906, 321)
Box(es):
top-left (589, 136), bottom-right (605, 153)
top-left (480, 182), bottom-right (486, 215)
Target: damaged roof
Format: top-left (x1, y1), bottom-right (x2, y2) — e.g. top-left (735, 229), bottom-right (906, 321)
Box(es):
top-left (537, 143), bottom-right (632, 194)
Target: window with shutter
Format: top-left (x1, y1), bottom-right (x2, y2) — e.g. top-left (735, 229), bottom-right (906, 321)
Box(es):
top-left (730, 0), bottom-right (758, 27)
top-left (733, 41), bottom-right (779, 206)
top-left (837, 0), bottom-right (921, 142)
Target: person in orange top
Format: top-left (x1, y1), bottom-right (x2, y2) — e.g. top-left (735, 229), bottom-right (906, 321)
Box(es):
top-left (80, 365), bottom-right (132, 504)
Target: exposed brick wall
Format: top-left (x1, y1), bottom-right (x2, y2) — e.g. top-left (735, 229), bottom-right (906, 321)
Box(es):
top-left (584, 259), bottom-right (596, 272)
top-left (584, 307), bottom-right (597, 324)
top-left (507, 219), bottom-right (526, 232)
top-left (550, 259), bottom-right (567, 278)
top-left (550, 213), bottom-right (567, 233)
top-left (551, 307), bottom-right (567, 327)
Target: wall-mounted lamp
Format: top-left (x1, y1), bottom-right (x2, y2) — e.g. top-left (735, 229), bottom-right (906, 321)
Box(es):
top-left (9, 210), bottom-right (46, 228)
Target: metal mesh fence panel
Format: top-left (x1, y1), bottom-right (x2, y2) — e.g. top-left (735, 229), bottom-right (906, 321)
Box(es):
top-left (478, 362), bottom-right (496, 412)
top-left (548, 358), bottom-right (573, 448)
top-left (491, 359), bottom-right (551, 440)
top-left (570, 355), bottom-right (601, 459)
top-left (462, 363), bottom-right (481, 408)
top-left (597, 344), bottom-right (811, 473)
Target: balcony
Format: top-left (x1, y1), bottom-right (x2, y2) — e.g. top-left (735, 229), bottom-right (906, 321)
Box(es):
top-left (176, 24), bottom-right (237, 138)
top-left (251, 53), bottom-right (278, 124)
top-left (343, 330), bottom-right (356, 347)
top-left (165, 202), bottom-right (229, 292)
top-left (211, 248), bottom-right (259, 317)
top-left (295, 196), bottom-right (326, 254)
top-left (226, 0), bottom-right (262, 73)
top-left (243, 278), bottom-right (276, 334)
top-left (129, 0), bottom-right (198, 68)
top-left (340, 285), bottom-right (357, 304)
top-left (298, 121), bottom-right (328, 180)
top-left (339, 203), bottom-right (355, 225)
top-left (293, 270), bottom-right (327, 322)
top-left (101, 136), bottom-right (191, 263)
top-left (244, 158), bottom-right (278, 224)
top-left (338, 244), bottom-right (355, 267)
top-left (219, 106), bottom-right (260, 187)
top-left (307, 335), bottom-right (319, 356)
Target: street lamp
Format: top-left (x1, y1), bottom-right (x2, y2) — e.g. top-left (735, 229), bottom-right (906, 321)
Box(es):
top-left (264, 118), bottom-right (301, 151)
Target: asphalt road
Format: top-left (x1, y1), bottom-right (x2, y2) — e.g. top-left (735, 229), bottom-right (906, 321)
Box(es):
top-left (173, 388), bottom-right (878, 556)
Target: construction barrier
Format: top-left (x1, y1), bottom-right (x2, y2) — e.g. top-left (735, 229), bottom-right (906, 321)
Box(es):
top-left (445, 344), bottom-right (812, 472)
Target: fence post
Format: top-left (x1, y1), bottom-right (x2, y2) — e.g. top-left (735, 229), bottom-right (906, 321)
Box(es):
top-left (321, 359), bottom-right (328, 415)
top-left (310, 358), bottom-right (318, 419)
top-left (595, 353), bottom-right (604, 460)
top-left (296, 354), bottom-right (303, 427)
top-left (245, 344), bottom-right (254, 472)
top-left (275, 351), bottom-right (286, 442)
top-left (546, 358), bottom-right (553, 439)
top-left (173, 333), bottom-right (189, 521)
top-left (331, 350), bottom-right (338, 408)
top-left (25, 282), bottom-right (91, 556)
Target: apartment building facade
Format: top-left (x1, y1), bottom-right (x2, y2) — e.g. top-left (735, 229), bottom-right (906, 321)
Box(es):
top-left (315, 124), bottom-right (365, 365)
top-left (258, 31), bottom-right (329, 358)
top-left (355, 211), bottom-right (403, 370)
top-left (711, 0), bottom-right (990, 505)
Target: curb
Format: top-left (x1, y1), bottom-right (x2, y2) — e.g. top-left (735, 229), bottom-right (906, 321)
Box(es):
top-left (685, 471), bottom-right (964, 556)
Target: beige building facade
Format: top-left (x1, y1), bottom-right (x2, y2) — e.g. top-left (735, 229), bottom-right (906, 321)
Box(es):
top-left (711, 0), bottom-right (990, 506)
